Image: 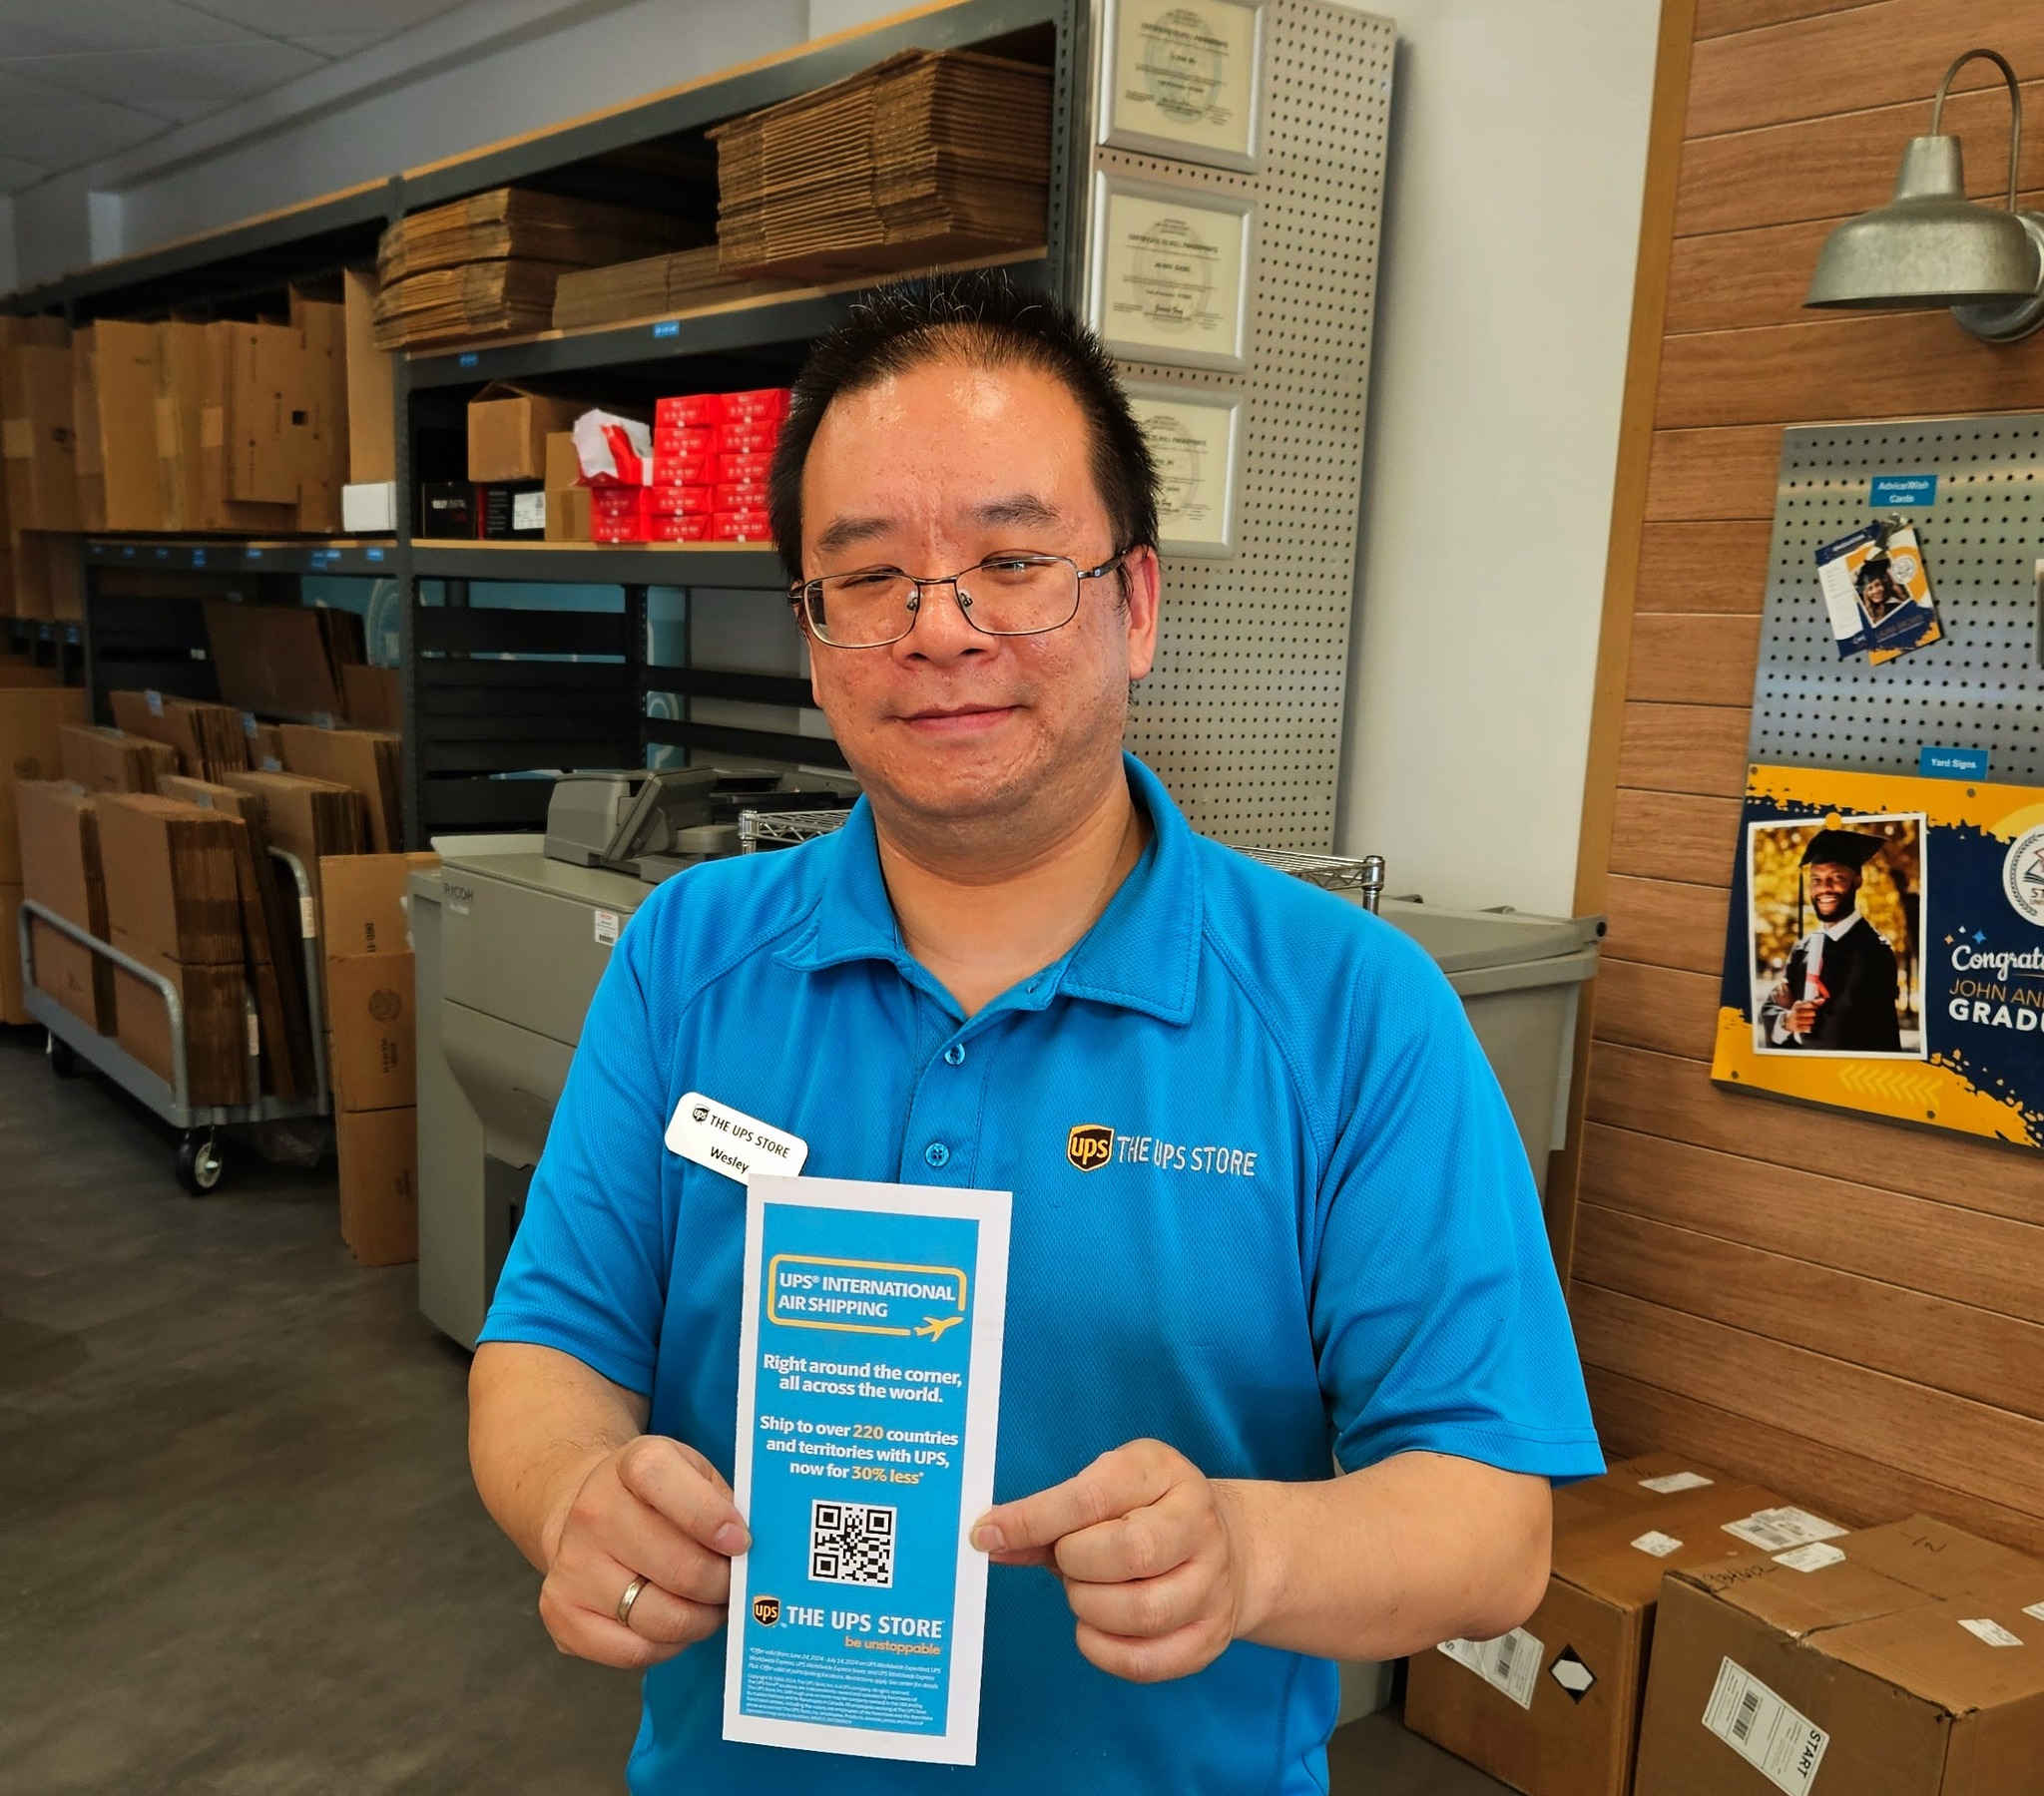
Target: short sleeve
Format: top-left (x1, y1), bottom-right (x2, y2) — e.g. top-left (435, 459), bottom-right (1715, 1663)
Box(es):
top-left (1309, 934), bottom-right (1604, 1483)
top-left (474, 892), bottom-right (680, 1396)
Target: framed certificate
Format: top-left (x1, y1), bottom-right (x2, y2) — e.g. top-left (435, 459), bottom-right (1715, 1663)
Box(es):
top-left (1099, 0), bottom-right (1265, 171)
top-left (1088, 173), bottom-right (1253, 371)
top-left (1125, 384), bottom-right (1241, 555)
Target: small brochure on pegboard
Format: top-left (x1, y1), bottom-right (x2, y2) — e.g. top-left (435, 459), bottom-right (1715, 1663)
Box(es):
top-left (1712, 763), bottom-right (2044, 1150)
top-left (1814, 520), bottom-right (1942, 663)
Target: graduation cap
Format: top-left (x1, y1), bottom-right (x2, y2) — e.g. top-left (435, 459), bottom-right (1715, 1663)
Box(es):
top-left (1800, 828), bottom-right (1886, 870)
top-left (1852, 555), bottom-right (1894, 591)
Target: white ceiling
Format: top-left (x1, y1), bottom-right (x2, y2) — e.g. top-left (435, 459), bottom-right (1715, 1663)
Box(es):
top-left (0, 0), bottom-right (478, 195)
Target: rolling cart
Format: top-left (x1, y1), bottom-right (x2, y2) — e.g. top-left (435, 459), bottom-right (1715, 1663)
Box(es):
top-left (18, 847), bottom-right (333, 1195)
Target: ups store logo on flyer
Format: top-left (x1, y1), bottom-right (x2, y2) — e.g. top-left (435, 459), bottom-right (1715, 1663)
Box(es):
top-left (1067, 1123), bottom-right (1115, 1172)
top-left (752, 1594), bottom-right (781, 1626)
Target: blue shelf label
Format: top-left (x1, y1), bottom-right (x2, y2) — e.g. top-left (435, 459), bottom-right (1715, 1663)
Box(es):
top-left (64, 627), bottom-right (80, 645)
top-left (1919, 745), bottom-right (1988, 780)
top-left (366, 548), bottom-right (385, 563)
top-left (154, 547), bottom-right (170, 560)
top-left (1871, 474), bottom-right (1938, 507)
top-left (121, 545), bottom-right (136, 558)
top-left (653, 319), bottom-right (680, 338)
top-left (459, 351), bottom-right (480, 367)
top-left (192, 550), bottom-right (207, 567)
top-left (246, 548), bottom-right (263, 561)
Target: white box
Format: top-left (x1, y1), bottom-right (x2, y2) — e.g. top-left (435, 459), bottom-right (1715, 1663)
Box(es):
top-left (341, 481), bottom-right (397, 534)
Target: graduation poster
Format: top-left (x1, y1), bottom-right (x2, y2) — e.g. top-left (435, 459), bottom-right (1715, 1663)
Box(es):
top-left (1712, 763), bottom-right (2044, 1151)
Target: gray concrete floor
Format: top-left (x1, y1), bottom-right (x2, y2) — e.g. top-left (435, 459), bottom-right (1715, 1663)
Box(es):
top-left (0, 1022), bottom-right (1509, 1795)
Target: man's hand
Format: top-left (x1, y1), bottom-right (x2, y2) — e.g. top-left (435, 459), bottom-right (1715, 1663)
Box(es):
top-left (971, 1439), bottom-right (1253, 1683)
top-left (538, 1436), bottom-right (752, 1671)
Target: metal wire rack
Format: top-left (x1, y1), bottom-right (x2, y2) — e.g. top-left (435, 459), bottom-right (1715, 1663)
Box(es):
top-left (1239, 848), bottom-right (1386, 912)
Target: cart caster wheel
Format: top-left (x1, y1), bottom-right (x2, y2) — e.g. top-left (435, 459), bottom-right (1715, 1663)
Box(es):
top-left (46, 1033), bottom-right (78, 1079)
top-left (177, 1131), bottom-right (227, 1196)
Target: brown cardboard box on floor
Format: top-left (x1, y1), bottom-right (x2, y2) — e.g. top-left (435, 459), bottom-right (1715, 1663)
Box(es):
top-left (1553, 1454), bottom-right (1729, 1529)
top-left (0, 683), bottom-right (87, 877)
top-left (96, 793), bottom-right (245, 966)
top-left (1634, 1515), bottom-right (2044, 1796)
top-left (321, 852), bottom-right (437, 960)
top-left (336, 1105), bottom-right (418, 1266)
top-left (1407, 1470), bottom-right (1833, 1796)
top-left (109, 927), bottom-right (249, 1106)
top-left (325, 951), bottom-right (416, 1111)
top-left (17, 779), bottom-right (114, 1031)
top-left (59, 723), bottom-right (178, 797)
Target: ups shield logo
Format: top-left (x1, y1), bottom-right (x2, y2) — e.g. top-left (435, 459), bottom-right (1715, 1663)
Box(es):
top-left (1066, 1123), bottom-right (1115, 1172)
top-left (752, 1594), bottom-right (781, 1626)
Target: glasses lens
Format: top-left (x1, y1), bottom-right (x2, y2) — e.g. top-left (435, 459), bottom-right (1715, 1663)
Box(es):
top-left (956, 556), bottom-right (1081, 635)
top-left (811, 570), bottom-right (918, 647)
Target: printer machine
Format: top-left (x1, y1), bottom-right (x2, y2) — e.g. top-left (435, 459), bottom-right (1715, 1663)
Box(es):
top-left (410, 768), bottom-right (857, 1347)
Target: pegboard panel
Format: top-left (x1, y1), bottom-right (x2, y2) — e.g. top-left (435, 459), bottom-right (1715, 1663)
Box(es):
top-left (1752, 417), bottom-right (2044, 782)
top-left (1088, 0), bottom-right (1394, 848)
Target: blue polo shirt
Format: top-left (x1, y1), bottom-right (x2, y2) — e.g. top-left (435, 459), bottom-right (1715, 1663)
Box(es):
top-left (479, 753), bottom-right (1602, 1794)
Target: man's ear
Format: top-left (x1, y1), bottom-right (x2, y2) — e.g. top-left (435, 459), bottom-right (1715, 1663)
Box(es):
top-left (1122, 544), bottom-right (1161, 682)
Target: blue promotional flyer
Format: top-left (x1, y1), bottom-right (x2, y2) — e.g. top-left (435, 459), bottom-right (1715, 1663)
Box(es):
top-left (723, 1175), bottom-right (1011, 1763)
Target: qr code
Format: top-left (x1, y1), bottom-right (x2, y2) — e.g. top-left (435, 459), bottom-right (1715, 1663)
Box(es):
top-left (809, 1500), bottom-right (895, 1587)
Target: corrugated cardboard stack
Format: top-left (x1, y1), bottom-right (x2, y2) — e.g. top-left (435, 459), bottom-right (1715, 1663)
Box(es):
top-left (320, 852), bottom-right (438, 1265)
top-left (97, 794), bottom-right (251, 1106)
top-left (0, 672), bottom-right (89, 1022)
top-left (1, 315), bottom-right (84, 623)
top-left (108, 690), bottom-right (252, 785)
top-left (1634, 1514), bottom-right (2044, 1796)
top-left (372, 188), bottom-right (697, 349)
top-left (550, 245), bottom-right (792, 330)
top-left (275, 722), bottom-right (402, 854)
top-left (58, 723), bottom-right (178, 796)
top-left (204, 600), bottom-right (365, 722)
top-left (17, 780), bottom-right (114, 1033)
top-left (1408, 1455), bottom-right (1838, 1796)
top-left (710, 49), bottom-right (1051, 282)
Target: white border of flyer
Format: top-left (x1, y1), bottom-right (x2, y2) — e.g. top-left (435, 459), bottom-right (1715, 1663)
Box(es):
top-left (723, 1174), bottom-right (1010, 1763)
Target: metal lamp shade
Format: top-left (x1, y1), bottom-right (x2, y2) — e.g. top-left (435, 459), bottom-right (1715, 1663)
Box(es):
top-left (1805, 136), bottom-right (2040, 310)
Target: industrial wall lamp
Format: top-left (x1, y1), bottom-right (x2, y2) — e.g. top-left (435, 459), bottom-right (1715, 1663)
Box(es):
top-left (1806, 47), bottom-right (2044, 343)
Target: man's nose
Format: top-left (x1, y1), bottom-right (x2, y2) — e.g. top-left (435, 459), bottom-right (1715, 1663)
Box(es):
top-left (894, 578), bottom-right (986, 663)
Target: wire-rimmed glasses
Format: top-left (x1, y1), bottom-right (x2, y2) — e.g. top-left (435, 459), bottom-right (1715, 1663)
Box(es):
top-left (790, 550), bottom-right (1126, 649)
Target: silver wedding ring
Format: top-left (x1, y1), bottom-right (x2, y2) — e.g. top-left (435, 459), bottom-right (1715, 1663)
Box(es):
top-left (616, 1573), bottom-right (650, 1630)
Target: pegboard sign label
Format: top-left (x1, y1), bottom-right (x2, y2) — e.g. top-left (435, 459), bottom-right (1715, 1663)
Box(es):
top-left (1751, 419), bottom-right (2044, 785)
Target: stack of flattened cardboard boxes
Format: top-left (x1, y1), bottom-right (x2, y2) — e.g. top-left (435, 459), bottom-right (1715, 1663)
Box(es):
top-left (16, 780), bottom-right (113, 1032)
top-left (203, 600), bottom-right (365, 723)
top-left (0, 669), bottom-right (90, 1021)
top-left (59, 722), bottom-right (177, 794)
top-left (108, 691), bottom-right (251, 785)
top-left (1635, 1514), bottom-right (2044, 1796)
top-left (96, 794), bottom-right (251, 1106)
top-left (1, 315), bottom-right (84, 622)
top-left (1407, 1455), bottom-right (1843, 1796)
top-left (321, 852), bottom-right (437, 1265)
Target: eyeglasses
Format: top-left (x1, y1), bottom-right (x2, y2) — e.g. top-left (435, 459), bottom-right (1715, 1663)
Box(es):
top-left (789, 550), bottom-right (1126, 650)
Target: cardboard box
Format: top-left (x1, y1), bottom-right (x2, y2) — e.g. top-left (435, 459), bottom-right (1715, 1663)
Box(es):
top-left (8, 530), bottom-right (84, 623)
top-left (0, 684), bottom-right (88, 878)
top-left (221, 769), bottom-right (363, 933)
top-left (547, 485), bottom-right (593, 543)
top-left (289, 288), bottom-right (348, 535)
top-left (341, 481), bottom-right (396, 533)
top-left (326, 950), bottom-right (416, 1110)
top-left (320, 852), bottom-right (437, 960)
top-left (83, 320), bottom-right (166, 532)
top-left (110, 928), bottom-right (249, 1107)
top-left (108, 689), bottom-right (250, 784)
top-left (203, 601), bottom-right (363, 720)
top-left (29, 914), bottom-right (110, 1033)
top-left (2, 336), bottom-right (81, 533)
top-left (276, 722), bottom-right (401, 853)
top-left (58, 723), bottom-right (178, 797)
top-left (340, 664), bottom-right (401, 730)
top-left (0, 883), bottom-right (24, 1025)
top-left (1409, 1468), bottom-right (1809, 1796)
top-left (1634, 1515), bottom-right (2044, 1796)
top-left (71, 328), bottom-right (106, 533)
top-left (468, 382), bottom-right (587, 482)
top-left (182, 322), bottom-right (299, 535)
top-left (343, 268), bottom-right (395, 485)
top-left (17, 779), bottom-right (105, 933)
top-left (336, 1104), bottom-right (418, 1266)
top-left (97, 793), bottom-right (245, 966)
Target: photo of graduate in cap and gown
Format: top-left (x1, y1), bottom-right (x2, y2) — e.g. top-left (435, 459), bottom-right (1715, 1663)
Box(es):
top-left (1752, 820), bottom-right (1923, 1057)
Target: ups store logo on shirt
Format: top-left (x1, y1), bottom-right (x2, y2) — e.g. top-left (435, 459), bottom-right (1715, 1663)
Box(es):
top-left (1067, 1123), bottom-right (1115, 1172)
top-left (752, 1594), bottom-right (781, 1626)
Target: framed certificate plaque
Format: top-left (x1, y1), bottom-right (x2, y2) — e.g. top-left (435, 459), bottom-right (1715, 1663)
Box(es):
top-left (1088, 173), bottom-right (1254, 371)
top-left (1125, 384), bottom-right (1242, 555)
top-left (1099, 0), bottom-right (1266, 172)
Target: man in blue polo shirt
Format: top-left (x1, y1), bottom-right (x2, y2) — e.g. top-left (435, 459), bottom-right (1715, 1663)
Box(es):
top-left (469, 272), bottom-right (1602, 1792)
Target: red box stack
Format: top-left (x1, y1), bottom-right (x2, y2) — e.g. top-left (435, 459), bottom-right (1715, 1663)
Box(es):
top-left (646, 386), bottom-right (789, 543)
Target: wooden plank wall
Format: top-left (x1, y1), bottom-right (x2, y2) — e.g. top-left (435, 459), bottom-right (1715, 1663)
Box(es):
top-left (1571, 0), bottom-right (2044, 1555)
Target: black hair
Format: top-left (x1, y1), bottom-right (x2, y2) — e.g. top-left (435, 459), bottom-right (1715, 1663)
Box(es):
top-left (767, 270), bottom-right (1159, 584)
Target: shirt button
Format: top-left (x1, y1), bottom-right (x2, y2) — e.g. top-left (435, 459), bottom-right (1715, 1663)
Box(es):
top-left (924, 1141), bottom-right (951, 1169)
top-left (943, 1043), bottom-right (966, 1067)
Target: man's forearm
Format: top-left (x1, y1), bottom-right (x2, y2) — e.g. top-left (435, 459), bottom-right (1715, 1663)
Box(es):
top-left (470, 1341), bottom-right (650, 1571)
top-left (1216, 1451), bottom-right (1551, 1662)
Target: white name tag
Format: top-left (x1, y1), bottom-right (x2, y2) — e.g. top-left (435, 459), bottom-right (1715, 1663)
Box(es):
top-left (666, 1092), bottom-right (808, 1184)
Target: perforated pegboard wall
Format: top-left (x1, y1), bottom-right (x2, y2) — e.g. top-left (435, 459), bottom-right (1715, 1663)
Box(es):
top-left (1753, 418), bottom-right (2044, 782)
top-left (1081, 0), bottom-right (1394, 847)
